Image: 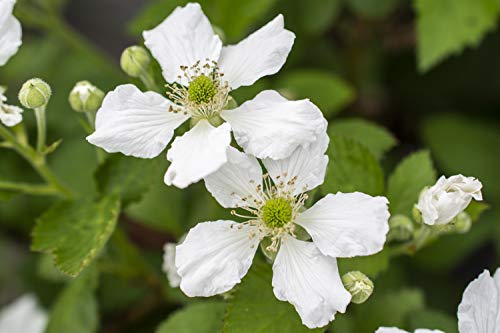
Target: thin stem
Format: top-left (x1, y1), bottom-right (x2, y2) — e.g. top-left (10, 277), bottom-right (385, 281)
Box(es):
top-left (0, 181), bottom-right (59, 196)
top-left (139, 71), bottom-right (160, 92)
top-left (34, 106), bottom-right (47, 152)
top-left (0, 124), bottom-right (72, 199)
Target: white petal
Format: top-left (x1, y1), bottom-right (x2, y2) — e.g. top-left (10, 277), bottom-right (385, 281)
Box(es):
top-left (204, 147), bottom-right (264, 208)
top-left (164, 120), bottom-right (231, 188)
top-left (0, 294), bottom-right (47, 333)
top-left (162, 242), bottom-right (181, 288)
top-left (0, 104), bottom-right (23, 127)
top-left (175, 220), bottom-right (260, 297)
top-left (262, 132), bottom-right (329, 196)
top-left (0, 15), bottom-right (22, 66)
top-left (221, 90), bottom-right (327, 160)
top-left (143, 3), bottom-right (222, 84)
top-left (87, 84), bottom-right (188, 159)
top-left (296, 192), bottom-right (390, 258)
top-left (415, 330), bottom-right (445, 333)
top-left (219, 15), bottom-right (295, 89)
top-left (458, 268), bottom-right (500, 333)
top-left (272, 235), bottom-right (351, 328)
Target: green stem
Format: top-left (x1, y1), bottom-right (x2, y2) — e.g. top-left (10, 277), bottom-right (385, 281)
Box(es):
top-left (0, 124), bottom-right (72, 199)
top-left (34, 106), bottom-right (46, 152)
top-left (0, 181), bottom-right (58, 196)
top-left (389, 225), bottom-right (436, 257)
top-left (139, 71), bottom-right (160, 92)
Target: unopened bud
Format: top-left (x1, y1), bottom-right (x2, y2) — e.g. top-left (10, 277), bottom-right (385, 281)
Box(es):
top-left (413, 204), bottom-right (423, 224)
top-left (388, 214), bottom-right (414, 241)
top-left (452, 212), bottom-right (472, 234)
top-left (18, 78), bottom-right (51, 109)
top-left (342, 271), bottom-right (374, 304)
top-left (69, 81), bottom-right (104, 113)
top-left (120, 46), bottom-right (151, 78)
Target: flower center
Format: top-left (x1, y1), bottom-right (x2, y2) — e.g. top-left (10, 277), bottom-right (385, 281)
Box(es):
top-left (261, 197), bottom-right (293, 229)
top-left (187, 75), bottom-right (217, 104)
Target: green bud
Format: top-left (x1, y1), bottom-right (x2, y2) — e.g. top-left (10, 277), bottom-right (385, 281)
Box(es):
top-left (120, 46), bottom-right (151, 78)
top-left (412, 204), bottom-right (423, 224)
top-left (69, 81), bottom-right (104, 113)
top-left (388, 214), bottom-right (414, 241)
top-left (18, 78), bottom-right (51, 109)
top-left (342, 271), bottom-right (374, 304)
top-left (452, 212), bottom-right (472, 234)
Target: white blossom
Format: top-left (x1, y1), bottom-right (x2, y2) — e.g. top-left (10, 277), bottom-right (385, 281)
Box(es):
top-left (0, 0), bottom-right (22, 66)
top-left (0, 294), bottom-right (47, 333)
top-left (416, 175), bottom-right (482, 226)
top-left (0, 87), bottom-right (23, 127)
top-left (174, 135), bottom-right (390, 328)
top-left (87, 3), bottom-right (326, 189)
top-left (376, 328), bottom-right (444, 333)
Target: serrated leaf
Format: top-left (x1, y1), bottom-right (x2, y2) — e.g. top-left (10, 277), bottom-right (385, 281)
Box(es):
top-left (338, 249), bottom-right (390, 278)
top-left (277, 70), bottom-right (355, 117)
top-left (95, 154), bottom-right (158, 207)
top-left (414, 0), bottom-right (500, 72)
top-left (386, 150), bottom-right (436, 217)
top-left (329, 119), bottom-right (397, 159)
top-left (224, 260), bottom-right (322, 333)
top-left (156, 302), bottom-right (226, 333)
top-left (322, 134), bottom-right (384, 196)
top-left (46, 268), bottom-right (99, 333)
top-left (32, 195), bottom-right (120, 277)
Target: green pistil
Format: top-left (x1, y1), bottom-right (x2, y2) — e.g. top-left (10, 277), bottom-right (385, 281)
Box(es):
top-left (188, 75), bottom-right (217, 104)
top-left (262, 197), bottom-right (293, 228)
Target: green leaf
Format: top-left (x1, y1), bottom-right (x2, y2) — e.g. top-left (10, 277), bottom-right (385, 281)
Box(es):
top-left (465, 201), bottom-right (490, 222)
top-left (409, 309), bottom-right (458, 333)
top-left (281, 0), bottom-right (343, 35)
top-left (277, 70), bottom-right (355, 117)
top-left (414, 0), bottom-right (500, 72)
top-left (46, 268), bottom-right (99, 333)
top-left (32, 195), bottom-right (120, 277)
top-left (224, 260), bottom-right (322, 333)
top-left (329, 119), bottom-right (397, 159)
top-left (338, 249), bottom-right (390, 278)
top-left (156, 302), bottom-right (226, 333)
top-left (322, 134), bottom-right (384, 196)
top-left (95, 154), bottom-right (158, 206)
top-left (346, 0), bottom-right (400, 19)
top-left (386, 150), bottom-right (436, 217)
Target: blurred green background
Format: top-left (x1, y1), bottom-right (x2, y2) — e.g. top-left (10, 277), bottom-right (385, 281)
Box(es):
top-left (0, 0), bottom-right (499, 332)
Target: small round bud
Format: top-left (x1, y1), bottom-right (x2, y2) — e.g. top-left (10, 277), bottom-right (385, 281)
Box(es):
top-left (452, 212), bottom-right (472, 234)
top-left (69, 81), bottom-right (104, 113)
top-left (18, 78), bottom-right (51, 109)
top-left (342, 271), bottom-right (374, 304)
top-left (120, 46), bottom-right (151, 78)
top-left (413, 204), bottom-right (423, 224)
top-left (388, 214), bottom-right (414, 241)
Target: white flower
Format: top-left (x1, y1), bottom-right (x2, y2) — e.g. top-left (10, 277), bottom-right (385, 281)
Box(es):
top-left (87, 3), bottom-right (326, 189)
top-left (376, 328), bottom-right (444, 333)
top-left (0, 87), bottom-right (23, 127)
top-left (0, 0), bottom-right (22, 66)
top-left (0, 294), bottom-right (47, 333)
top-left (376, 268), bottom-right (500, 333)
top-left (458, 268), bottom-right (500, 333)
top-left (416, 175), bottom-right (483, 226)
top-left (174, 135), bottom-right (390, 328)
top-left (162, 242), bottom-right (181, 288)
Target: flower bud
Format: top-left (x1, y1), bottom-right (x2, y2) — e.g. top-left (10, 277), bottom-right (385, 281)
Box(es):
top-left (69, 81), bottom-right (104, 113)
top-left (342, 271), bottom-right (374, 304)
top-left (452, 212), bottom-right (472, 234)
top-left (388, 214), bottom-right (414, 241)
top-left (415, 175), bottom-right (482, 226)
top-left (18, 78), bottom-right (51, 109)
top-left (120, 46), bottom-right (151, 78)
